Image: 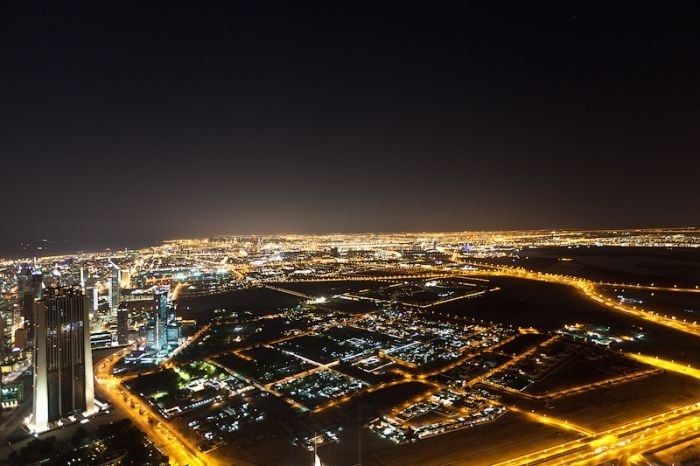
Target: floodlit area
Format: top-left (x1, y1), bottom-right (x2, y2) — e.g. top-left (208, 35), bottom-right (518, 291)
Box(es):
top-left (2, 230), bottom-right (700, 465)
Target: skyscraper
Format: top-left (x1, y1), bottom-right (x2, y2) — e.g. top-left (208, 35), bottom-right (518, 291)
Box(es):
top-left (85, 284), bottom-right (98, 312)
top-left (146, 289), bottom-right (169, 354)
top-left (79, 266), bottom-right (88, 291)
top-left (32, 286), bottom-right (96, 432)
top-left (166, 322), bottom-right (181, 346)
top-left (19, 287), bottom-right (35, 337)
top-left (13, 327), bottom-right (27, 352)
top-left (109, 261), bottom-right (121, 315)
top-left (155, 289), bottom-right (168, 351)
top-left (117, 307), bottom-right (129, 345)
top-left (0, 315), bottom-right (5, 354)
top-left (17, 268), bottom-right (43, 346)
top-left (120, 268), bottom-right (132, 289)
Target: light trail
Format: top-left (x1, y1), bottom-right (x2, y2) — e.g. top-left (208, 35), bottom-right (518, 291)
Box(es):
top-left (170, 282), bottom-right (186, 301)
top-left (507, 405), bottom-right (594, 436)
top-left (94, 347), bottom-right (216, 466)
top-left (627, 353), bottom-right (700, 380)
top-left (492, 402), bottom-right (700, 466)
top-left (599, 283), bottom-right (700, 293)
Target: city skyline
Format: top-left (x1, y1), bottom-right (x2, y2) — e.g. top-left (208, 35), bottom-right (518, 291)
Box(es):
top-left (2, 228), bottom-right (699, 465)
top-left (2, 225), bottom-right (698, 260)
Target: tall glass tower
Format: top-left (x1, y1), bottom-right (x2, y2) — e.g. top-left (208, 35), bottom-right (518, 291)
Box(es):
top-left (145, 289), bottom-right (169, 354)
top-left (154, 289), bottom-right (168, 351)
top-left (109, 261), bottom-right (121, 314)
top-left (32, 286), bottom-right (96, 432)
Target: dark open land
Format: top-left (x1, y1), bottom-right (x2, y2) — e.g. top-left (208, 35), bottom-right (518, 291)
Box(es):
top-left (319, 410), bottom-right (578, 466)
top-left (323, 297), bottom-right (385, 314)
top-left (268, 280), bottom-right (387, 297)
top-left (433, 276), bottom-right (700, 365)
top-left (435, 276), bottom-right (636, 329)
top-left (599, 285), bottom-right (700, 321)
top-left (216, 347), bottom-right (314, 384)
top-left (212, 381), bottom-right (437, 466)
top-left (484, 370), bottom-right (700, 433)
top-left (175, 287), bottom-right (304, 321)
top-left (540, 371), bottom-right (700, 431)
top-left (176, 316), bottom-right (313, 362)
top-left (475, 247), bottom-right (700, 288)
top-left (495, 333), bottom-right (549, 355)
top-left (521, 343), bottom-right (651, 396)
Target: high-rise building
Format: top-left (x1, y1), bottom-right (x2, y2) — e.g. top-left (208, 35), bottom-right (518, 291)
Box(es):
top-left (117, 307), bottom-right (129, 345)
top-left (79, 266), bottom-right (88, 291)
top-left (31, 270), bottom-right (44, 299)
top-left (89, 331), bottom-right (113, 349)
top-left (155, 289), bottom-right (168, 351)
top-left (145, 289), bottom-right (169, 354)
top-left (31, 286), bottom-right (96, 432)
top-left (109, 262), bottom-right (121, 313)
top-left (17, 268), bottom-right (43, 345)
top-left (0, 316), bottom-right (5, 354)
top-left (13, 327), bottom-right (27, 351)
top-left (166, 323), bottom-right (181, 346)
top-left (85, 285), bottom-right (98, 312)
top-left (120, 268), bottom-right (132, 289)
top-left (20, 288), bottom-right (35, 331)
top-left (1, 382), bottom-right (24, 409)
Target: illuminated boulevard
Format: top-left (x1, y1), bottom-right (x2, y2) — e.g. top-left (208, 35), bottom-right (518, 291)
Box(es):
top-left (493, 401), bottom-right (700, 466)
top-left (95, 347), bottom-right (214, 466)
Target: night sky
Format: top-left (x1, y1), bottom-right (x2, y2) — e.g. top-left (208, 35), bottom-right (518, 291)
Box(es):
top-left (2, 3), bottom-right (699, 255)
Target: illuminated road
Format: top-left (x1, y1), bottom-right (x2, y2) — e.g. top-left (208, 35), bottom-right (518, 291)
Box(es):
top-left (170, 282), bottom-right (186, 301)
top-left (560, 408), bottom-right (700, 466)
top-left (492, 402), bottom-right (700, 466)
top-left (627, 353), bottom-right (700, 380)
top-left (261, 262), bottom-right (700, 337)
top-left (397, 333), bottom-right (519, 380)
top-left (208, 358), bottom-right (309, 412)
top-left (456, 263), bottom-right (700, 338)
top-left (264, 284), bottom-right (314, 300)
top-left (169, 323), bottom-right (212, 359)
top-left (598, 283), bottom-right (700, 293)
top-left (95, 347), bottom-right (214, 466)
top-left (506, 405), bottom-right (593, 436)
top-left (265, 272), bottom-right (453, 283)
top-left (196, 257), bottom-right (246, 280)
top-left (267, 346), bottom-right (341, 387)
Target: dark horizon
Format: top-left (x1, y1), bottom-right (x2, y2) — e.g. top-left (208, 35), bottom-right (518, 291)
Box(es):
top-left (2, 3), bottom-right (700, 254)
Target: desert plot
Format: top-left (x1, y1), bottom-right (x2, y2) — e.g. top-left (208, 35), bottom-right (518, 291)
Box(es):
top-left (541, 371), bottom-right (700, 432)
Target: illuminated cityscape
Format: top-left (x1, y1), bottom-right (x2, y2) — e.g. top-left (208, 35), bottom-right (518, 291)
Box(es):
top-left (0, 229), bottom-right (698, 464)
top-left (2, 3), bottom-right (700, 466)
